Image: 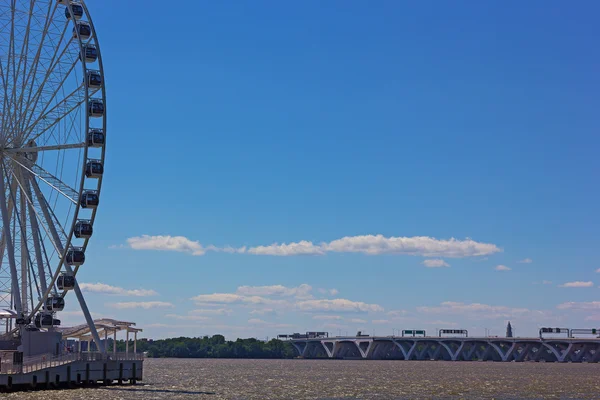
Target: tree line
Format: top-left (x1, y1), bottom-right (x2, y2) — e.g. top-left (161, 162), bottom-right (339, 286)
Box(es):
top-left (114, 335), bottom-right (298, 359)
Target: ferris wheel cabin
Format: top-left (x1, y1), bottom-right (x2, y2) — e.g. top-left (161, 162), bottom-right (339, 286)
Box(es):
top-left (73, 22), bottom-right (91, 40)
top-left (85, 160), bottom-right (104, 178)
top-left (88, 129), bottom-right (105, 147)
top-left (82, 44), bottom-right (98, 63)
top-left (34, 313), bottom-right (55, 329)
top-left (66, 248), bottom-right (86, 266)
top-left (74, 220), bottom-right (93, 238)
top-left (88, 98), bottom-right (104, 117)
top-left (45, 296), bottom-right (66, 312)
top-left (57, 273), bottom-right (76, 291)
top-left (87, 70), bottom-right (103, 88)
top-left (65, 3), bottom-right (83, 20)
top-left (80, 190), bottom-right (99, 208)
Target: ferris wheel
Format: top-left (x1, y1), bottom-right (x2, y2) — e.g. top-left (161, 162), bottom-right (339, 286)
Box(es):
top-left (0, 0), bottom-right (106, 347)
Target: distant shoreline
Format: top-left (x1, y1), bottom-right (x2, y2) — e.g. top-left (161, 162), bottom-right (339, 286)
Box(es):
top-left (115, 335), bottom-right (297, 359)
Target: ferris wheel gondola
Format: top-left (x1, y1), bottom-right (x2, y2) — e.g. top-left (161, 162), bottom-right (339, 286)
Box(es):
top-left (0, 0), bottom-right (107, 351)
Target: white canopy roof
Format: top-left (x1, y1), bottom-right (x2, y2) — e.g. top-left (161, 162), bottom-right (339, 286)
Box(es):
top-left (59, 318), bottom-right (142, 339)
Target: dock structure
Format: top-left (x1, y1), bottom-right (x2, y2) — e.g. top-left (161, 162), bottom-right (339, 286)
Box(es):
top-left (0, 319), bottom-right (144, 391)
top-left (288, 336), bottom-right (600, 362)
top-left (0, 351), bottom-right (143, 390)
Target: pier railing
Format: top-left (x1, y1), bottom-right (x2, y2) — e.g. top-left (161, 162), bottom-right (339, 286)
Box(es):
top-left (0, 351), bottom-right (144, 374)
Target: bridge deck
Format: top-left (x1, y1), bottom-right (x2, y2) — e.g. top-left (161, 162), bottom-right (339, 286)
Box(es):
top-left (289, 336), bottom-right (600, 362)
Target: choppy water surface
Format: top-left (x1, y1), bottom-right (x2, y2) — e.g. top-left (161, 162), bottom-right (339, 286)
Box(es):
top-left (6, 358), bottom-right (600, 399)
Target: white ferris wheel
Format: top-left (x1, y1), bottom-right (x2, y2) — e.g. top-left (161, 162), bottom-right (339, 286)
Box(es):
top-left (0, 0), bottom-right (106, 349)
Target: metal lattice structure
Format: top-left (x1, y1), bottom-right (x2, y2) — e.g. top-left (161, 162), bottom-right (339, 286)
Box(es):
top-left (0, 0), bottom-right (106, 351)
top-left (290, 336), bottom-right (600, 362)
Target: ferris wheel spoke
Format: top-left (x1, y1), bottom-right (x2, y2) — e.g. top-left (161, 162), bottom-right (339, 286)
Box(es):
top-left (0, 161), bottom-right (23, 315)
top-left (16, 2), bottom-right (60, 129)
top-left (0, 172), bottom-right (17, 257)
top-left (15, 170), bottom-right (48, 308)
top-left (8, 156), bottom-right (79, 204)
top-left (4, 142), bottom-right (86, 153)
top-left (0, 58), bottom-right (9, 139)
top-left (11, 169), bottom-right (63, 276)
top-left (11, 169), bottom-right (67, 299)
top-left (18, 44), bottom-right (79, 139)
top-left (0, 4), bottom-right (17, 144)
top-left (25, 180), bottom-right (48, 295)
top-left (0, 172), bottom-right (18, 307)
top-left (29, 175), bottom-right (69, 251)
top-left (9, 1), bottom-right (36, 141)
top-left (15, 170), bottom-right (55, 297)
top-left (13, 2), bottom-right (52, 124)
top-left (17, 171), bottom-right (30, 314)
top-left (6, 2), bottom-right (17, 142)
top-left (18, 48), bottom-right (80, 141)
top-left (22, 82), bottom-right (89, 146)
top-left (17, 21), bottom-right (75, 141)
top-left (7, 165), bottom-right (54, 314)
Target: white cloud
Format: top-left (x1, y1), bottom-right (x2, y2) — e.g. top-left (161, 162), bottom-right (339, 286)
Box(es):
top-left (249, 308), bottom-right (276, 316)
top-left (350, 318), bottom-right (367, 324)
top-left (557, 302), bottom-right (600, 311)
top-left (422, 259), bottom-right (450, 268)
top-left (322, 323), bottom-right (350, 330)
top-left (189, 308), bottom-right (233, 316)
top-left (558, 281), bottom-right (594, 288)
top-left (312, 315), bottom-right (342, 320)
top-left (247, 318), bottom-right (293, 328)
top-left (204, 245), bottom-right (246, 254)
top-left (107, 301), bottom-right (174, 310)
top-left (318, 288), bottom-right (339, 296)
top-left (191, 293), bottom-right (287, 306)
top-left (417, 302), bottom-right (542, 320)
top-left (127, 235), bottom-right (205, 255)
top-left (80, 282), bottom-right (158, 297)
top-left (296, 299), bottom-right (383, 313)
top-left (123, 234), bottom-right (500, 258)
top-left (425, 320), bottom-right (458, 327)
top-left (248, 318), bottom-right (268, 325)
top-left (518, 258), bottom-right (533, 264)
top-left (192, 293), bottom-right (244, 304)
top-left (585, 315), bottom-right (600, 321)
top-left (323, 235), bottom-right (500, 257)
top-left (495, 265), bottom-right (511, 271)
top-left (372, 319), bottom-right (390, 324)
top-left (165, 314), bottom-right (210, 321)
top-left (236, 284), bottom-right (312, 298)
top-left (387, 310), bottom-right (408, 317)
top-left (542, 280), bottom-right (552, 285)
top-left (248, 241), bottom-right (324, 256)
top-left (596, 268), bottom-right (600, 273)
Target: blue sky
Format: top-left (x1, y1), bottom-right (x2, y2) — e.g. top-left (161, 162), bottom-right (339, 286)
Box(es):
top-left (63, 0), bottom-right (600, 339)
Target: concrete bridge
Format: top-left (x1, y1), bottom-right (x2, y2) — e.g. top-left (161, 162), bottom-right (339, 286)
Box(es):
top-left (289, 336), bottom-right (600, 362)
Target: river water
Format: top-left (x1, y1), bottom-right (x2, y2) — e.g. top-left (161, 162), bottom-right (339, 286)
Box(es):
top-left (6, 358), bottom-right (600, 399)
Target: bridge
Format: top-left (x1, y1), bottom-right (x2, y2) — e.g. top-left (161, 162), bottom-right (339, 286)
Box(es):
top-left (288, 336), bottom-right (600, 362)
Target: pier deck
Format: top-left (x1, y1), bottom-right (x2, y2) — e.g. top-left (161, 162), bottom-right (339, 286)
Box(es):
top-left (0, 352), bottom-right (143, 390)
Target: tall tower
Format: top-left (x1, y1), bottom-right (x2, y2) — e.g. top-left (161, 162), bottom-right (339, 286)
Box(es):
top-left (506, 321), bottom-right (513, 338)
